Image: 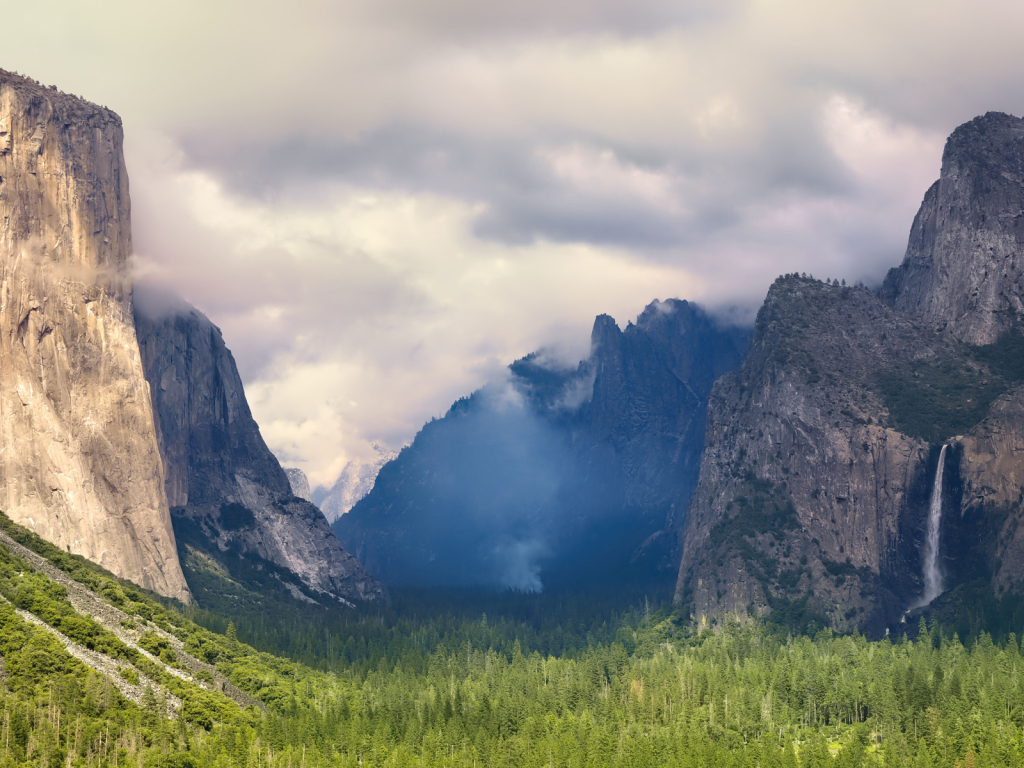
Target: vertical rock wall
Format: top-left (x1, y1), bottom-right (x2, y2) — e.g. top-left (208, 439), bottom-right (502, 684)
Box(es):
top-left (0, 71), bottom-right (189, 601)
top-left (882, 112), bottom-right (1024, 344)
top-left (135, 300), bottom-right (387, 605)
top-left (674, 278), bottom-right (953, 633)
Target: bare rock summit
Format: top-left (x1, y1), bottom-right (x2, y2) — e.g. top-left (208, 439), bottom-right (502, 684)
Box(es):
top-left (882, 112), bottom-right (1024, 344)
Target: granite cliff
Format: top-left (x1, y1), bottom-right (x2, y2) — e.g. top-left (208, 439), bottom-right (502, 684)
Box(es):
top-left (882, 113), bottom-right (1024, 345)
top-left (0, 70), bottom-right (189, 601)
top-left (135, 300), bottom-right (387, 605)
top-left (677, 112), bottom-right (1024, 633)
top-left (284, 468), bottom-right (312, 502)
top-left (675, 277), bottom-right (953, 632)
top-left (335, 299), bottom-right (749, 590)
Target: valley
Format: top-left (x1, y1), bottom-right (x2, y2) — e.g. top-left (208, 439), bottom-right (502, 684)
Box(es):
top-left (3, 67), bottom-right (1024, 768)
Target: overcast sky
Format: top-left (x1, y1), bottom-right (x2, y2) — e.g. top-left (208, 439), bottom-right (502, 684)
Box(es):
top-left (7, 0), bottom-right (1024, 485)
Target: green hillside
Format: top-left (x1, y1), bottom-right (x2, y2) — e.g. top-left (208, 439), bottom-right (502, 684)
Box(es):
top-left (1, 512), bottom-right (1023, 767)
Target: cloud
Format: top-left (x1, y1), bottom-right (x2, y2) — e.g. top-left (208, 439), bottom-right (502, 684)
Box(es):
top-left (2, 0), bottom-right (1020, 487)
top-left (127, 137), bottom-right (700, 484)
top-left (551, 369), bottom-right (597, 412)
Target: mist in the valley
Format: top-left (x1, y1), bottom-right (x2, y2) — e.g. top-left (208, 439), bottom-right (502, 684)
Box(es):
top-left (340, 358), bottom-right (633, 592)
top-left (379, 380), bottom-right (569, 591)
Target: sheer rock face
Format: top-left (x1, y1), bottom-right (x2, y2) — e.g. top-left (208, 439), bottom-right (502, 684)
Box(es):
top-left (675, 278), bottom-right (961, 633)
top-left (882, 112), bottom-right (1024, 344)
top-left (584, 301), bottom-right (751, 522)
top-left (0, 71), bottom-right (189, 601)
top-left (676, 114), bottom-right (1024, 633)
top-left (335, 299), bottom-right (749, 589)
top-left (956, 387), bottom-right (1024, 592)
top-left (284, 468), bottom-right (312, 502)
top-left (135, 303), bottom-right (387, 605)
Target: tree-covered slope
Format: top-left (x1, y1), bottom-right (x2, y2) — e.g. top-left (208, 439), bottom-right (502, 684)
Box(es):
top-left (5, 509), bottom-right (1024, 766)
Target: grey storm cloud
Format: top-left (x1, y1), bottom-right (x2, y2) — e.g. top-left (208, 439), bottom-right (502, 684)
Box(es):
top-left (355, 0), bottom-right (736, 38)
top-left (179, 126), bottom-right (696, 247)
top-left (174, 101), bottom-right (858, 253)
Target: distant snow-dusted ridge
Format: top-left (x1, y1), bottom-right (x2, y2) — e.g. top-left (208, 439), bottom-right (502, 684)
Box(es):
top-left (316, 445), bottom-right (399, 524)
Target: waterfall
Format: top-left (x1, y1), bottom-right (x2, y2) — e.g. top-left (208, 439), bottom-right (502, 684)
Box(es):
top-left (919, 444), bottom-right (947, 607)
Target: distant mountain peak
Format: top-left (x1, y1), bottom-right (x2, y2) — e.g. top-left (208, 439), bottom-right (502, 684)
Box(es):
top-left (284, 468), bottom-right (312, 502)
top-left (316, 445), bottom-right (400, 524)
top-left (334, 297), bottom-right (750, 590)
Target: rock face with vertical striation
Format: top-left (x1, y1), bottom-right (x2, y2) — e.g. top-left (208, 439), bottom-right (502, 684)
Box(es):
top-left (134, 298), bottom-right (387, 605)
top-left (674, 277), bottom-right (954, 632)
top-left (954, 387), bottom-right (1024, 592)
top-left (882, 112), bottom-right (1024, 344)
top-left (0, 70), bottom-right (189, 601)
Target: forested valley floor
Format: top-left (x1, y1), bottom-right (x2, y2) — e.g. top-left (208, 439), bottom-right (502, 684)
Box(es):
top-left (1, 512), bottom-right (1023, 767)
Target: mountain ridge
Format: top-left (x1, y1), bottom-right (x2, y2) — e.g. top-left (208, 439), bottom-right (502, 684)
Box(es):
top-left (676, 112), bottom-right (1024, 634)
top-left (335, 298), bottom-right (749, 590)
top-left (134, 297), bottom-right (388, 606)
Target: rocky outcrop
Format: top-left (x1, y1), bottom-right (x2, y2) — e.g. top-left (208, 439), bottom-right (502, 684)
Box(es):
top-left (882, 112), bottom-right (1024, 344)
top-left (0, 70), bottom-right (189, 601)
top-left (335, 299), bottom-right (749, 589)
top-left (674, 278), bottom-right (961, 632)
top-left (318, 444), bottom-right (397, 524)
top-left (676, 113), bottom-right (1024, 633)
top-left (135, 300), bottom-right (387, 605)
top-left (284, 468), bottom-right (312, 502)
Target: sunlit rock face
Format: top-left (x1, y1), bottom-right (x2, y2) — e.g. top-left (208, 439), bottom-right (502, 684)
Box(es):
top-left (334, 299), bottom-right (750, 591)
top-left (882, 112), bottom-right (1024, 344)
top-left (135, 301), bottom-right (388, 605)
top-left (0, 70), bottom-right (189, 601)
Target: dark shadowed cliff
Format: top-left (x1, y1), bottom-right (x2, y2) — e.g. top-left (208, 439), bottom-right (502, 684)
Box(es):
top-left (334, 299), bottom-right (749, 591)
top-left (135, 299), bottom-right (387, 606)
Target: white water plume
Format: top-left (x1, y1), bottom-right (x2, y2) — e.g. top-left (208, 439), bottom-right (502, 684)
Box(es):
top-left (917, 444), bottom-right (947, 608)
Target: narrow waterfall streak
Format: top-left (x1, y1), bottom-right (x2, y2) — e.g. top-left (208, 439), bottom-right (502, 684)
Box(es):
top-left (919, 444), bottom-right (947, 607)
